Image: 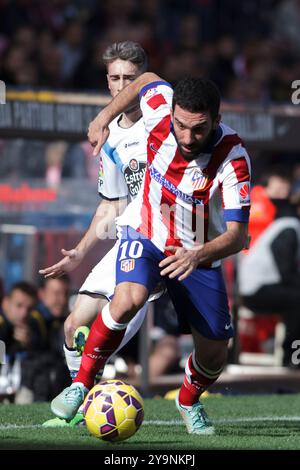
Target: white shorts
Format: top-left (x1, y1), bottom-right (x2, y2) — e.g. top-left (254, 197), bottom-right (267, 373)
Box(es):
top-left (79, 240), bottom-right (164, 302)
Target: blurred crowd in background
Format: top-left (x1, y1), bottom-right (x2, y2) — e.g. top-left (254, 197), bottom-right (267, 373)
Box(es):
top-left (0, 275), bottom-right (184, 402)
top-left (0, 276), bottom-right (71, 402)
top-left (1, 0), bottom-right (300, 185)
top-left (1, 0), bottom-right (300, 103)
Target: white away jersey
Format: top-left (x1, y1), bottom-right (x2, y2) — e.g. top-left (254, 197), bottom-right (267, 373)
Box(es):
top-left (98, 115), bottom-right (147, 201)
top-left (117, 81), bottom-right (252, 266)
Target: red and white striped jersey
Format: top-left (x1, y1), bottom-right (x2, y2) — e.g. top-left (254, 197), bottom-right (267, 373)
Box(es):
top-left (117, 81), bottom-right (251, 266)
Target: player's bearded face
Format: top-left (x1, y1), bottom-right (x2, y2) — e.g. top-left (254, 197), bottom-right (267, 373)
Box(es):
top-left (172, 106), bottom-right (220, 161)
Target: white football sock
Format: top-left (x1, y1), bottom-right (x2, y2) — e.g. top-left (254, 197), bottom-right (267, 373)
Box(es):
top-left (101, 303), bottom-right (128, 331)
top-left (63, 344), bottom-right (81, 375)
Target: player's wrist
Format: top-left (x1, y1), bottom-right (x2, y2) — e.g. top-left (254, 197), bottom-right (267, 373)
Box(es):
top-left (194, 243), bottom-right (211, 265)
top-left (97, 107), bottom-right (113, 127)
top-left (73, 246), bottom-right (86, 259)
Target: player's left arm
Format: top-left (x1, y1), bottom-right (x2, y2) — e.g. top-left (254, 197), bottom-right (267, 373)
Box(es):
top-left (160, 151), bottom-right (251, 281)
top-left (160, 221), bottom-right (248, 281)
top-left (88, 72), bottom-right (164, 155)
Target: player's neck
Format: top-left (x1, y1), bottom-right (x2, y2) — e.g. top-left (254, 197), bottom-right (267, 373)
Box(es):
top-left (119, 108), bottom-right (142, 129)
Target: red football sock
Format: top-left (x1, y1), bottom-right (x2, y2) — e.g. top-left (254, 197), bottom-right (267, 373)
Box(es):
top-left (178, 353), bottom-right (223, 406)
top-left (74, 311), bottom-right (126, 389)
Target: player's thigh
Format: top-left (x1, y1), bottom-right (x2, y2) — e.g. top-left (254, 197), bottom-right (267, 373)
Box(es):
top-left (166, 267), bottom-right (234, 341)
top-left (69, 293), bottom-right (108, 328)
top-left (115, 228), bottom-right (163, 304)
top-left (79, 242), bottom-right (119, 299)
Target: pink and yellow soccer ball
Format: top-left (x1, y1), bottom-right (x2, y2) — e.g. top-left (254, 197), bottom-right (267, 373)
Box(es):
top-left (83, 380), bottom-right (144, 442)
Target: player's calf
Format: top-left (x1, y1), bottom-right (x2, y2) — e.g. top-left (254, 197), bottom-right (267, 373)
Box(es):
top-left (64, 312), bottom-right (79, 348)
top-left (73, 303), bottom-right (129, 389)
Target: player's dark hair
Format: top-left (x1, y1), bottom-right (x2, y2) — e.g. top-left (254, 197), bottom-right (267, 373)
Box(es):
top-left (172, 77), bottom-right (221, 120)
top-left (9, 281), bottom-right (37, 300)
top-left (102, 41), bottom-right (148, 72)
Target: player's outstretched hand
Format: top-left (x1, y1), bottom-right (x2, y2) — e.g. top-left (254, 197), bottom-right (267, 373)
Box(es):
top-left (88, 114), bottom-right (110, 157)
top-left (39, 248), bottom-right (84, 278)
top-left (159, 245), bottom-right (205, 281)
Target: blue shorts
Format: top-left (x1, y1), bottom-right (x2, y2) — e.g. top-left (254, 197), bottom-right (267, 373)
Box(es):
top-left (116, 226), bottom-right (233, 340)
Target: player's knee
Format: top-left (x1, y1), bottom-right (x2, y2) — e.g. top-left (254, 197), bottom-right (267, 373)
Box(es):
top-left (110, 298), bottom-right (141, 322)
top-left (117, 284), bottom-right (147, 310)
top-left (110, 284), bottom-right (147, 322)
top-left (129, 287), bottom-right (147, 312)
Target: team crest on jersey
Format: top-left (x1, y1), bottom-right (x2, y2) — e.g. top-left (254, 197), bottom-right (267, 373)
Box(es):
top-left (191, 169), bottom-right (208, 190)
top-left (144, 88), bottom-right (158, 100)
top-left (237, 182), bottom-right (250, 204)
top-left (129, 158), bottom-right (139, 171)
top-left (120, 259), bottom-right (135, 272)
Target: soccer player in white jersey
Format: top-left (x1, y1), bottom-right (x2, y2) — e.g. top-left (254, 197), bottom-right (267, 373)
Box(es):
top-left (51, 72), bottom-right (251, 435)
top-left (40, 42), bottom-right (154, 426)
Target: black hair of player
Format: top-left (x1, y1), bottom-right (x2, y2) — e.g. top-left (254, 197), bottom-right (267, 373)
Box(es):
top-left (172, 77), bottom-right (221, 121)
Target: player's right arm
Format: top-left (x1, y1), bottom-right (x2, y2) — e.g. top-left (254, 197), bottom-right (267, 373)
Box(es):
top-left (39, 197), bottom-right (127, 278)
top-left (88, 72), bottom-right (164, 155)
top-left (39, 143), bottom-right (129, 279)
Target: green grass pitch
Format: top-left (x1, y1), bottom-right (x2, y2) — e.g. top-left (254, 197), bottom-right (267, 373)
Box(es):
top-left (1, 394), bottom-right (300, 450)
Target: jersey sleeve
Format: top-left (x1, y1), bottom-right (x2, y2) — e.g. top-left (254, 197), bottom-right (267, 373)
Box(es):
top-left (139, 81), bottom-right (173, 138)
top-left (219, 154), bottom-right (251, 223)
top-left (98, 143), bottom-right (128, 200)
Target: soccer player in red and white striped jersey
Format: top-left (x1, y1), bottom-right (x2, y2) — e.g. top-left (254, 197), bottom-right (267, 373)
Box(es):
top-left (51, 72), bottom-right (251, 435)
top-left (116, 80), bottom-right (251, 261)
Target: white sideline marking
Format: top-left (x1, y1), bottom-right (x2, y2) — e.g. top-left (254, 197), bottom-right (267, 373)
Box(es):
top-left (145, 416), bottom-right (300, 425)
top-left (1, 416), bottom-right (300, 430)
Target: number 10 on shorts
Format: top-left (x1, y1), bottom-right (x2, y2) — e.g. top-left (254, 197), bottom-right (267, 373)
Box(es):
top-left (118, 241), bottom-right (143, 261)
